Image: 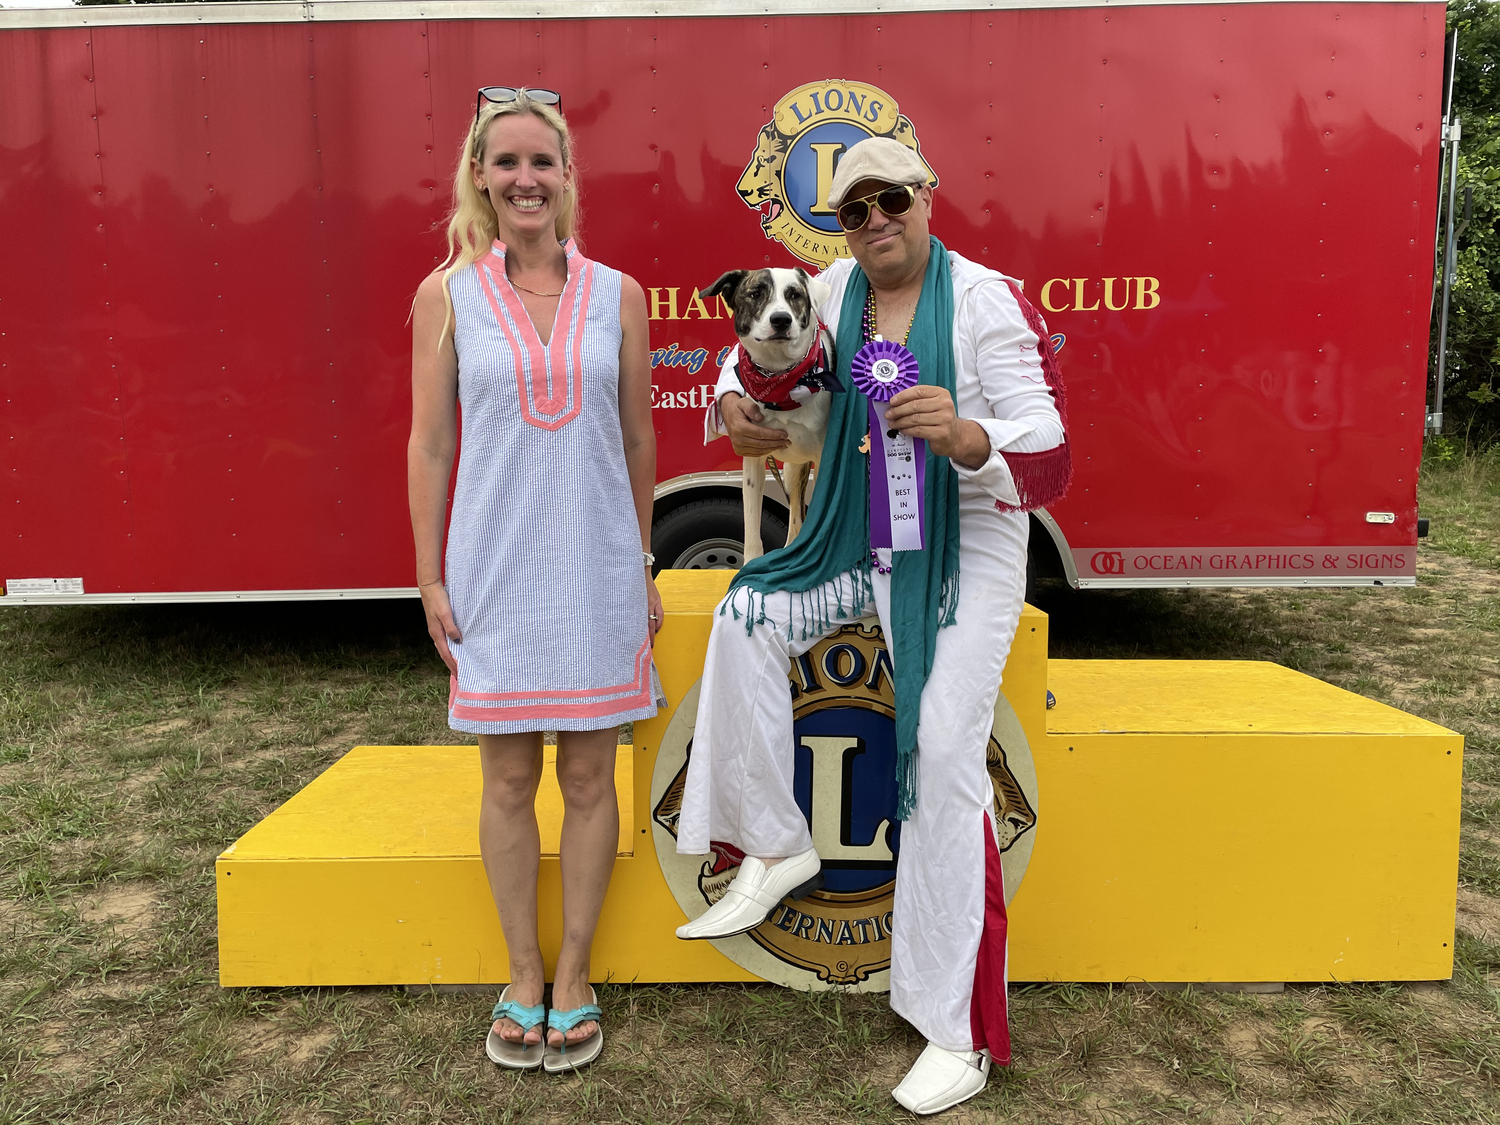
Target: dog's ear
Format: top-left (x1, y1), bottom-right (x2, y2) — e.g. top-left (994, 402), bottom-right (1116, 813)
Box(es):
top-left (796, 267), bottom-right (833, 314)
top-left (703, 270), bottom-right (748, 309)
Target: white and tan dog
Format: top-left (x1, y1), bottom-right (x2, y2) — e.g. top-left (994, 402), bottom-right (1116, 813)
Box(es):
top-left (704, 267), bottom-right (838, 559)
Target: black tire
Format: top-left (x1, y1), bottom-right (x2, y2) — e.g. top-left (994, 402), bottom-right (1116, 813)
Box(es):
top-left (651, 498), bottom-right (788, 574)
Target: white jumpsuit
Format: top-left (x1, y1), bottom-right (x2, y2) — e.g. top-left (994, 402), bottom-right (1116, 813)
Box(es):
top-left (678, 251), bottom-right (1065, 1058)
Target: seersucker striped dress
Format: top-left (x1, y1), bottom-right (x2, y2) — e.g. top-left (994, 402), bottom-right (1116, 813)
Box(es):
top-left (444, 238), bottom-right (662, 734)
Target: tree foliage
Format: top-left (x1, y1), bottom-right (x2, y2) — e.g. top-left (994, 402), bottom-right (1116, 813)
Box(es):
top-left (1436, 0), bottom-right (1500, 447)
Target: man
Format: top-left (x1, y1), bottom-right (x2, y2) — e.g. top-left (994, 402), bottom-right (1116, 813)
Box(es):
top-left (675, 136), bottom-right (1069, 1115)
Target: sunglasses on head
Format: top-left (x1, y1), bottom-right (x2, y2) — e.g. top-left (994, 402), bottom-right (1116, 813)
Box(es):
top-left (835, 183), bottom-right (919, 233)
top-left (475, 86), bottom-right (563, 119)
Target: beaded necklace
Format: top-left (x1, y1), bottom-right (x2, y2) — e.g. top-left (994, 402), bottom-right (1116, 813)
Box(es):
top-left (862, 286), bottom-right (916, 346)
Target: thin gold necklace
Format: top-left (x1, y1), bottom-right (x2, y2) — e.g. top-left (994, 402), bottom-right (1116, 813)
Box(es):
top-left (508, 275), bottom-right (565, 298)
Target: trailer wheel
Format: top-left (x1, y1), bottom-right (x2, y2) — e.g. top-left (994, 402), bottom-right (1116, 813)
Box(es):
top-left (651, 498), bottom-right (787, 574)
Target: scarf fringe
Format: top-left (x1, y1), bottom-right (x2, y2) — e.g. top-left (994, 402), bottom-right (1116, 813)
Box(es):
top-left (997, 280), bottom-right (1073, 512)
top-left (939, 569), bottom-right (960, 628)
top-left (718, 566), bottom-right (878, 642)
top-left (895, 746), bottom-right (918, 822)
top-left (787, 559), bottom-right (875, 642)
top-left (720, 587), bottom-right (775, 635)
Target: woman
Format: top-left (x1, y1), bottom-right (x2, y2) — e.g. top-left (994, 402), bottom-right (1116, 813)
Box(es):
top-left (408, 88), bottom-right (662, 1073)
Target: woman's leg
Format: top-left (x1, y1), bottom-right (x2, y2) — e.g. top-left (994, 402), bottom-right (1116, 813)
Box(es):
top-left (478, 731), bottom-right (546, 1044)
top-left (550, 725), bottom-right (621, 1046)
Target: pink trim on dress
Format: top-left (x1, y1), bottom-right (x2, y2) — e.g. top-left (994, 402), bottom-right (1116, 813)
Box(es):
top-left (454, 638), bottom-right (651, 701)
top-left (555, 256), bottom-right (594, 428)
top-left (493, 243), bottom-right (559, 408)
top-left (448, 637), bottom-right (653, 723)
top-left (478, 239), bottom-right (588, 432)
top-left (449, 688), bottom-right (654, 724)
top-left (476, 258), bottom-right (540, 418)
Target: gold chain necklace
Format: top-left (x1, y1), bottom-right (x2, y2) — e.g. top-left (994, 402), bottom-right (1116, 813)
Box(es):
top-left (508, 276), bottom-right (565, 298)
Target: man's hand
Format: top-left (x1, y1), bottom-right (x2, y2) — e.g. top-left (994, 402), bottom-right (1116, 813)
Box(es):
top-left (884, 386), bottom-right (990, 470)
top-left (721, 392), bottom-right (792, 457)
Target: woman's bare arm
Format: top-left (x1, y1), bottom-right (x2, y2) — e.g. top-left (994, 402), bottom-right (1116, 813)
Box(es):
top-left (617, 274), bottom-right (663, 638)
top-left (409, 270), bottom-right (463, 671)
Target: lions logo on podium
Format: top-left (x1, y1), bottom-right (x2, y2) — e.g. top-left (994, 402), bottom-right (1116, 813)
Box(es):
top-left (735, 80), bottom-right (937, 270)
top-left (651, 621), bottom-right (1038, 992)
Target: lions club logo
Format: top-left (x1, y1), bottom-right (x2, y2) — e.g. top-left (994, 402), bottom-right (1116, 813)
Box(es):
top-left (736, 80), bottom-right (937, 270)
top-left (650, 621), bottom-right (1038, 992)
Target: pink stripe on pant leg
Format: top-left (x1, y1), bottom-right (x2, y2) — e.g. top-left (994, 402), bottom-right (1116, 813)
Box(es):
top-left (970, 811), bottom-right (1012, 1064)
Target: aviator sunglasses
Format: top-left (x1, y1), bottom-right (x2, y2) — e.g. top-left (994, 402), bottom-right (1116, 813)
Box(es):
top-left (475, 86), bottom-right (563, 118)
top-left (835, 183), bottom-right (919, 233)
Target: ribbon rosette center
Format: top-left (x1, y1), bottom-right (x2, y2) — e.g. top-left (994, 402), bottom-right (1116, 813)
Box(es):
top-left (851, 340), bottom-right (920, 401)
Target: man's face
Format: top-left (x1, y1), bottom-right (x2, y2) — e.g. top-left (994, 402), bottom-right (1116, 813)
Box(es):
top-left (841, 178), bottom-right (934, 285)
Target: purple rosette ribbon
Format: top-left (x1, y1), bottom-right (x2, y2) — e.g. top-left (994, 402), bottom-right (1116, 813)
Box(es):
top-left (850, 338), bottom-right (920, 402)
top-left (851, 339), bottom-right (925, 552)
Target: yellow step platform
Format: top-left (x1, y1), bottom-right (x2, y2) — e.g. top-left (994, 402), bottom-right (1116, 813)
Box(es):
top-left (223, 745), bottom-right (635, 861)
top-left (1029, 660), bottom-right (1462, 982)
top-left (216, 571), bottom-right (1462, 988)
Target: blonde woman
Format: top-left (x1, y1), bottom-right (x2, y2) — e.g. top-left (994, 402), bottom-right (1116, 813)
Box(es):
top-left (408, 87), bottom-right (662, 1073)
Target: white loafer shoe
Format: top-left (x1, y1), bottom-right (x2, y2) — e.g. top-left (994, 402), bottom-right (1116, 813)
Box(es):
top-left (675, 847), bottom-right (822, 940)
top-left (892, 1042), bottom-right (990, 1115)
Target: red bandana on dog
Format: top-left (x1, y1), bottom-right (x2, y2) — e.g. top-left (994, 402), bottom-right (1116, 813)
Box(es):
top-left (735, 330), bottom-right (841, 411)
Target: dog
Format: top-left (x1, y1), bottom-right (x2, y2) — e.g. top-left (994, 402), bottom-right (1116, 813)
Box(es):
top-left (703, 267), bottom-right (838, 560)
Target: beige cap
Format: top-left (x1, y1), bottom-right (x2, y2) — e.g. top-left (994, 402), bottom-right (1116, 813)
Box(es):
top-left (825, 136), bottom-right (935, 208)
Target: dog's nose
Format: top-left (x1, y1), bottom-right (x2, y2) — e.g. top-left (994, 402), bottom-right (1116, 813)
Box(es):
top-left (769, 312), bottom-right (793, 333)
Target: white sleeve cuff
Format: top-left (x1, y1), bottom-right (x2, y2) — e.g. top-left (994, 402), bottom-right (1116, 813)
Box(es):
top-left (951, 418), bottom-right (1034, 507)
top-left (715, 346), bottom-right (745, 401)
top-left (705, 346), bottom-right (746, 443)
top-left (703, 399), bottom-right (725, 444)
top-left (973, 416), bottom-right (1037, 452)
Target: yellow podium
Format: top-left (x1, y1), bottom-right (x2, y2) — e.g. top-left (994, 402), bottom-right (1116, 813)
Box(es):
top-left (216, 571), bottom-right (1461, 987)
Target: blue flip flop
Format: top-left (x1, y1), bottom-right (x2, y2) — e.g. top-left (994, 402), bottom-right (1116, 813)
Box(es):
top-left (542, 986), bottom-right (603, 1073)
top-left (485, 984), bottom-right (546, 1069)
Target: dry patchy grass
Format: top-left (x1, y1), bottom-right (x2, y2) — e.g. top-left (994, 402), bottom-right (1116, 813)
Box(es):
top-left (1, 451), bottom-right (1498, 1123)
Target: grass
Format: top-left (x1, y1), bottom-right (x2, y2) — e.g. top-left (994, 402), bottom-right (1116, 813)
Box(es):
top-left (0, 450), bottom-right (1498, 1123)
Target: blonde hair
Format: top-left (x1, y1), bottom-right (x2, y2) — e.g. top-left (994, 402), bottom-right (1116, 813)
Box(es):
top-left (435, 92), bottom-right (579, 347)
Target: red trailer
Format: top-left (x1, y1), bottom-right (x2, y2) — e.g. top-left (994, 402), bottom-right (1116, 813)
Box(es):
top-left (0, 0), bottom-right (1442, 604)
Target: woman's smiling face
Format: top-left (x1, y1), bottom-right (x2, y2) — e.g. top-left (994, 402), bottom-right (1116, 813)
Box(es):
top-left (473, 112), bottom-right (571, 240)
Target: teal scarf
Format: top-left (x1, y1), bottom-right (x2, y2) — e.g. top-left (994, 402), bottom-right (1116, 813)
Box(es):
top-left (726, 237), bottom-right (961, 819)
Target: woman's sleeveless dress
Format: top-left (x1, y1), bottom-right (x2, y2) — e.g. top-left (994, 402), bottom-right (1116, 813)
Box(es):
top-left (445, 238), bottom-right (661, 734)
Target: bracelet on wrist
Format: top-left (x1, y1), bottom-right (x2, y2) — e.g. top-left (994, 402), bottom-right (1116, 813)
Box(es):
top-left (643, 551), bottom-right (655, 568)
